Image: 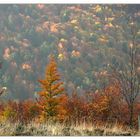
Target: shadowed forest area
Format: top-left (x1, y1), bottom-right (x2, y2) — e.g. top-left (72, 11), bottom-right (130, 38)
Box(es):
top-left (0, 4), bottom-right (140, 136)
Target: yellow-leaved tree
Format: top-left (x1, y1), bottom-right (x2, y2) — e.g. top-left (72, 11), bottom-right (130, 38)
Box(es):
top-left (37, 55), bottom-right (65, 121)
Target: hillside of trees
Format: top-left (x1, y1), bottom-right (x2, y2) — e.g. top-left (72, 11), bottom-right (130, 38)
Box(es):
top-left (0, 4), bottom-right (140, 135)
top-left (0, 4), bottom-right (139, 100)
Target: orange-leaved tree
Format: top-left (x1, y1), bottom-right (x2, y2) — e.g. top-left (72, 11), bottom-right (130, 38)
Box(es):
top-left (37, 56), bottom-right (65, 121)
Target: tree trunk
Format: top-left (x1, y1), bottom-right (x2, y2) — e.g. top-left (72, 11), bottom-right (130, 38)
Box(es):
top-left (129, 104), bottom-right (134, 129)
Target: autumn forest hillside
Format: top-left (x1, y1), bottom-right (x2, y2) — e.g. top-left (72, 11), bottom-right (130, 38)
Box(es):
top-left (0, 4), bottom-right (139, 100)
top-left (0, 5), bottom-right (140, 134)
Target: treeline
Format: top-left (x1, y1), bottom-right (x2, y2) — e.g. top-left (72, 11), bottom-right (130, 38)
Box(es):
top-left (0, 56), bottom-right (140, 130)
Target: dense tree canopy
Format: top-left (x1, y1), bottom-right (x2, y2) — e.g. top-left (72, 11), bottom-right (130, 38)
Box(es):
top-left (0, 4), bottom-right (139, 100)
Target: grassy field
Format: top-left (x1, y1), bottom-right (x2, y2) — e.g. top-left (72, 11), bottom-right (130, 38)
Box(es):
top-left (0, 122), bottom-right (139, 136)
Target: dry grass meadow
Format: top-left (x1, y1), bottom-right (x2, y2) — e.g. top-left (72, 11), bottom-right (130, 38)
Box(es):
top-left (0, 121), bottom-right (139, 136)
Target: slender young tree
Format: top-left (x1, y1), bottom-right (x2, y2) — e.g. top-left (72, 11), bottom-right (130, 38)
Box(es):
top-left (37, 55), bottom-right (64, 120)
top-left (109, 16), bottom-right (140, 128)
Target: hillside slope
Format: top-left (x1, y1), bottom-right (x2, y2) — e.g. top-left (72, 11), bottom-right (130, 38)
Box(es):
top-left (0, 4), bottom-right (139, 99)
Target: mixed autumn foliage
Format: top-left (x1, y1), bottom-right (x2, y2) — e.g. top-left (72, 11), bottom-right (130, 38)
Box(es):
top-left (0, 56), bottom-right (140, 130)
top-left (0, 4), bottom-right (140, 131)
top-left (0, 4), bottom-right (140, 100)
